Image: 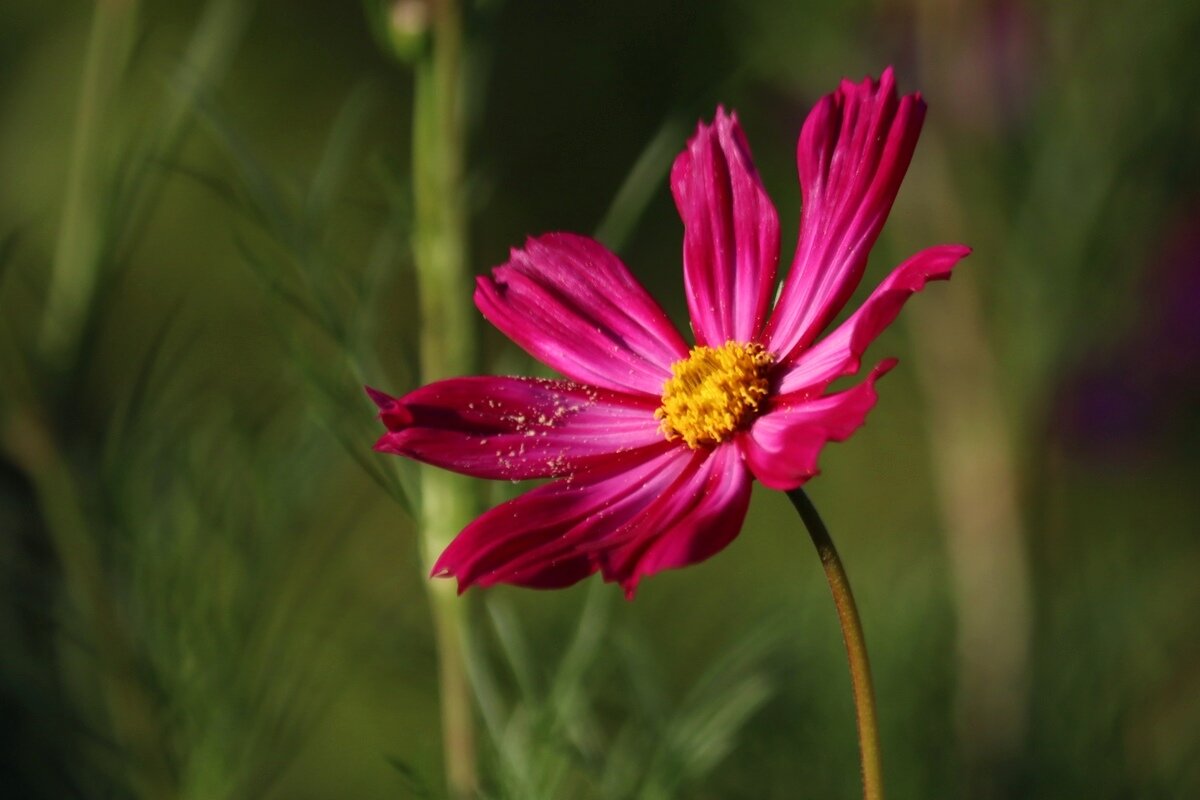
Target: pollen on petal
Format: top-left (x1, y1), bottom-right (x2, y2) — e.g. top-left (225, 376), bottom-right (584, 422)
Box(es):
top-left (655, 341), bottom-right (774, 448)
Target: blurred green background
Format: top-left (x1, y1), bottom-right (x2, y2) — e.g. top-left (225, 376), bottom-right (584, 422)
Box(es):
top-left (2, 0), bottom-right (1199, 797)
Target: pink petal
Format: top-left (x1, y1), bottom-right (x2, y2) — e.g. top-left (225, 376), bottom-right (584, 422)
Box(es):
top-left (671, 108), bottom-right (781, 345)
top-left (475, 233), bottom-right (689, 396)
top-left (776, 244), bottom-right (971, 396)
top-left (369, 377), bottom-right (669, 480)
top-left (738, 361), bottom-right (896, 491)
top-left (765, 67), bottom-right (927, 362)
top-left (592, 443), bottom-right (753, 597)
top-left (430, 447), bottom-right (700, 592)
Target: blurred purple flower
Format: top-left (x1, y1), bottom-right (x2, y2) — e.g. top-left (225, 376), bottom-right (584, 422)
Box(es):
top-left (370, 68), bottom-right (969, 596)
top-left (1055, 210), bottom-right (1200, 455)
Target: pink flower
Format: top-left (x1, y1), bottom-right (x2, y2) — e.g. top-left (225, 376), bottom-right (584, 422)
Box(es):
top-left (370, 68), bottom-right (970, 597)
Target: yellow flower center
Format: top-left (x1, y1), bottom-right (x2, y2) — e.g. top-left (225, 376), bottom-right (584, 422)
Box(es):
top-left (655, 341), bottom-right (774, 449)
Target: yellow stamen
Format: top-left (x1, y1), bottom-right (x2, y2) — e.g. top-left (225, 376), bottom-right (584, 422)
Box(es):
top-left (656, 341), bottom-right (774, 449)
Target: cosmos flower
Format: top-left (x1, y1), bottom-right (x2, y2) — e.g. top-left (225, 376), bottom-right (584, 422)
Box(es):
top-left (370, 68), bottom-right (970, 597)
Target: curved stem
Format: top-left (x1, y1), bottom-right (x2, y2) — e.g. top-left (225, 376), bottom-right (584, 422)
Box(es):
top-left (787, 488), bottom-right (884, 800)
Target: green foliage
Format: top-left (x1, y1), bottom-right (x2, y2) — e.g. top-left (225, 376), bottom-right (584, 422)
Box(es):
top-left (189, 78), bottom-right (416, 514)
top-left (113, 413), bottom-right (383, 799)
top-left (466, 586), bottom-right (779, 799)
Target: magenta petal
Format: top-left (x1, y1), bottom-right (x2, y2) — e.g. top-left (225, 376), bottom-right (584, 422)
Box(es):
top-left (475, 233), bottom-right (689, 396)
top-left (776, 244), bottom-right (971, 395)
top-left (671, 109), bottom-right (781, 345)
top-left (369, 377), bottom-right (668, 480)
top-left (366, 385), bottom-right (413, 429)
top-left (765, 67), bottom-right (927, 362)
top-left (593, 443), bottom-right (752, 597)
top-left (430, 448), bottom-right (698, 592)
top-left (738, 361), bottom-right (895, 491)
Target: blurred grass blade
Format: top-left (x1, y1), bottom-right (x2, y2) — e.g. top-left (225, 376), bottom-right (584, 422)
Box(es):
top-left (384, 755), bottom-right (436, 799)
top-left (660, 675), bottom-right (773, 790)
top-left (643, 622), bottom-right (779, 797)
top-left (547, 581), bottom-right (611, 756)
top-left (593, 117), bottom-right (686, 252)
top-left (326, 413), bottom-right (412, 512)
top-left (162, 0), bottom-right (254, 148)
top-left (232, 234), bottom-right (330, 333)
top-left (680, 615), bottom-right (783, 704)
top-left (463, 613), bottom-right (509, 752)
top-left (100, 298), bottom-right (188, 471)
top-left (0, 227), bottom-right (19, 291)
top-left (40, 0), bottom-right (139, 366)
top-left (193, 90), bottom-right (417, 514)
top-left (0, 229), bottom-right (32, 408)
top-left (486, 598), bottom-right (538, 704)
top-left (117, 0), bottom-right (254, 258)
top-left (307, 81), bottom-right (380, 226)
top-left (191, 90), bottom-right (295, 243)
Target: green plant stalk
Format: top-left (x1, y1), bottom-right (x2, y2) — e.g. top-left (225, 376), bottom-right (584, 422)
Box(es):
top-left (411, 0), bottom-right (477, 797)
top-left (3, 412), bottom-right (175, 800)
top-left (41, 0), bottom-right (139, 367)
top-left (909, 10), bottom-right (1033, 785)
top-left (787, 489), bottom-right (884, 800)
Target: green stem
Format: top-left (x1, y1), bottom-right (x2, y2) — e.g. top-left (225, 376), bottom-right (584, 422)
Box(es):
top-left (787, 488), bottom-right (884, 800)
top-left (41, 0), bottom-right (139, 367)
top-left (411, 0), bottom-right (477, 796)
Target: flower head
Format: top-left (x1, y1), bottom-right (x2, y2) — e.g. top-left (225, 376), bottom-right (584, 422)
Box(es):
top-left (370, 68), bottom-right (970, 597)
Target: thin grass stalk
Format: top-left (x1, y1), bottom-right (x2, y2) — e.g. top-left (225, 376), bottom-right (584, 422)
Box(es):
top-left (411, 0), bottom-right (477, 796)
top-left (41, 0), bottom-right (139, 367)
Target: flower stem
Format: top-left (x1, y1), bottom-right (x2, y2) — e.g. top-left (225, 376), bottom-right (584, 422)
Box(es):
top-left (410, 0), bottom-right (477, 797)
top-left (787, 488), bottom-right (884, 800)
